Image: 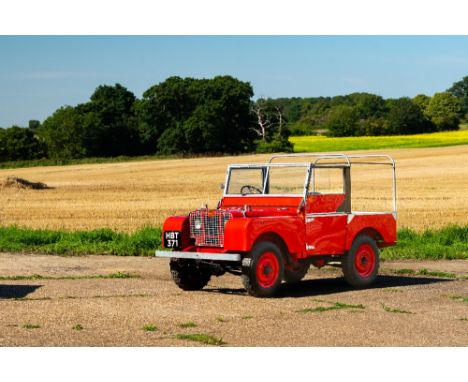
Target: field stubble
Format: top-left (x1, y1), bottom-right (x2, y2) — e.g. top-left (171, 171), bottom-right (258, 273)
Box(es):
top-left (0, 145), bottom-right (467, 232)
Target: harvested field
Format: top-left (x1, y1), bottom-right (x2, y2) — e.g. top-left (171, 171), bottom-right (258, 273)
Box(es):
top-left (0, 145), bottom-right (467, 232)
top-left (0, 252), bottom-right (467, 346)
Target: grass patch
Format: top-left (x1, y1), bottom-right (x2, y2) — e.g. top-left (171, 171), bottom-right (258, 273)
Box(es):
top-left (392, 268), bottom-right (415, 275)
top-left (0, 154), bottom-right (172, 170)
top-left (175, 333), bottom-right (226, 346)
top-left (72, 324), bottom-right (84, 331)
top-left (0, 271), bottom-right (139, 281)
top-left (179, 321), bottom-right (197, 328)
top-left (381, 303), bottom-right (414, 314)
top-left (142, 324), bottom-right (158, 332)
top-left (383, 288), bottom-right (403, 293)
top-left (459, 318), bottom-right (468, 321)
top-left (0, 226), bottom-right (161, 256)
top-left (298, 301), bottom-right (365, 313)
top-left (382, 225), bottom-right (468, 260)
top-left (0, 224), bottom-right (466, 260)
top-left (416, 269), bottom-right (457, 278)
top-left (241, 315), bottom-right (253, 320)
top-left (23, 323), bottom-right (41, 329)
top-left (388, 268), bottom-right (459, 279)
top-left (216, 316), bottom-right (226, 323)
top-left (0, 152), bottom-right (240, 170)
top-left (290, 130), bottom-right (468, 152)
top-left (14, 297), bottom-right (52, 301)
top-left (450, 295), bottom-right (468, 303)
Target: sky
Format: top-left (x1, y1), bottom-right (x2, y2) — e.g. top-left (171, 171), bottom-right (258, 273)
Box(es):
top-left (1, 35), bottom-right (468, 127)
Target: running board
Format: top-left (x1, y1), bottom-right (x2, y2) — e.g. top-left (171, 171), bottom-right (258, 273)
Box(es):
top-left (155, 250), bottom-right (241, 262)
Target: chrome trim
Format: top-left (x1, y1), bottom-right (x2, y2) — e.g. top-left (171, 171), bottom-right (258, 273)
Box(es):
top-left (155, 250), bottom-right (241, 262)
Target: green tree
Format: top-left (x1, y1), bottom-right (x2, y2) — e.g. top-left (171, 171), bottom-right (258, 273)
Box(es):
top-left (138, 77), bottom-right (200, 155)
top-left (141, 76), bottom-right (254, 154)
top-left (385, 98), bottom-right (434, 135)
top-left (447, 76), bottom-right (468, 119)
top-left (38, 106), bottom-right (99, 159)
top-left (348, 93), bottom-right (386, 118)
top-left (28, 120), bottom-right (41, 131)
top-left (412, 94), bottom-right (431, 114)
top-left (87, 83), bottom-right (139, 156)
top-left (39, 84), bottom-right (139, 159)
top-left (326, 105), bottom-right (360, 137)
top-left (425, 92), bottom-right (463, 131)
top-left (0, 126), bottom-right (44, 161)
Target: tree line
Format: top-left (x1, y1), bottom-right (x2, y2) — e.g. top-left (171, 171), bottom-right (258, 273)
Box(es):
top-left (1, 75), bottom-right (467, 162)
top-left (266, 77), bottom-right (468, 137)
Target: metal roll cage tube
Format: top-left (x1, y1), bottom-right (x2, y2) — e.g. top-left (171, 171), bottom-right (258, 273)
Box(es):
top-left (224, 153), bottom-right (397, 215)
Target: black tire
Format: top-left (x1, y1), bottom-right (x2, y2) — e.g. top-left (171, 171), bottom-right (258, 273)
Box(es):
top-left (241, 241), bottom-right (284, 297)
top-left (170, 259), bottom-right (211, 291)
top-left (284, 262), bottom-right (310, 283)
top-left (342, 235), bottom-right (380, 288)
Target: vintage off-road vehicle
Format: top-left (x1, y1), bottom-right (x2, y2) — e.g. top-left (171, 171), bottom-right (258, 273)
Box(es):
top-left (156, 153), bottom-right (397, 297)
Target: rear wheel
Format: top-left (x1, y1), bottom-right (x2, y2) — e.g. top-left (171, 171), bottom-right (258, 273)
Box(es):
top-left (242, 241), bottom-right (284, 297)
top-left (170, 259), bottom-right (211, 291)
top-left (342, 235), bottom-right (380, 288)
top-left (284, 262), bottom-right (309, 283)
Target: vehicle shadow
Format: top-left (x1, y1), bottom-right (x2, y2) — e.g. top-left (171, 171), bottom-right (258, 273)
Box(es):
top-left (205, 275), bottom-right (453, 298)
top-left (0, 285), bottom-right (42, 299)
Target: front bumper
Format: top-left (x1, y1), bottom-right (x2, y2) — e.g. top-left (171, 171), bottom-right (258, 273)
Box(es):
top-left (155, 250), bottom-right (241, 262)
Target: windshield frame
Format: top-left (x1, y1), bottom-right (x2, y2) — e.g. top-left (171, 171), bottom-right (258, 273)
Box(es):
top-left (224, 163), bottom-right (312, 198)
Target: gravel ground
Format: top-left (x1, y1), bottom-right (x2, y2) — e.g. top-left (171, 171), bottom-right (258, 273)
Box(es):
top-left (0, 253), bottom-right (467, 346)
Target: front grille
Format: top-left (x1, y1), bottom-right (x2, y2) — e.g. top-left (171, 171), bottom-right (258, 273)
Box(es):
top-left (189, 209), bottom-right (232, 247)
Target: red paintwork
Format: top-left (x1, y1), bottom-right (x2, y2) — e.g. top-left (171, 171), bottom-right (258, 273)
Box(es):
top-left (223, 215), bottom-right (305, 257)
top-left (162, 216), bottom-right (192, 249)
top-left (162, 208), bottom-right (396, 258)
top-left (221, 196), bottom-right (302, 208)
top-left (306, 194), bottom-right (345, 213)
top-left (161, 175), bottom-right (396, 262)
top-left (305, 214), bottom-right (347, 256)
top-left (345, 213), bottom-right (397, 249)
top-left (256, 251), bottom-right (280, 288)
top-left (355, 243), bottom-right (376, 277)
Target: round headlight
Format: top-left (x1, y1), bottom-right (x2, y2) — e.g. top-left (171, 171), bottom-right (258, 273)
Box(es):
top-left (194, 219), bottom-right (202, 230)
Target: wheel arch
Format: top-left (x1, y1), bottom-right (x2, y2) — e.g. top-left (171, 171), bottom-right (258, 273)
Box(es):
top-left (253, 232), bottom-right (291, 264)
top-left (348, 227), bottom-right (384, 249)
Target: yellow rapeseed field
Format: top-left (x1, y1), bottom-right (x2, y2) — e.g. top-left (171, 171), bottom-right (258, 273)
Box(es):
top-left (290, 129), bottom-right (468, 152)
top-left (0, 145), bottom-right (467, 232)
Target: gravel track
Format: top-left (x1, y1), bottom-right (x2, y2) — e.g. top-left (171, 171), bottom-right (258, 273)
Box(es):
top-left (1, 253), bottom-right (467, 346)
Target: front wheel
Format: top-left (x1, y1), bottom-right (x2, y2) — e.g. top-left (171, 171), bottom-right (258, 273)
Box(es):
top-left (242, 241), bottom-right (284, 297)
top-left (170, 259), bottom-right (211, 291)
top-left (342, 235), bottom-right (380, 288)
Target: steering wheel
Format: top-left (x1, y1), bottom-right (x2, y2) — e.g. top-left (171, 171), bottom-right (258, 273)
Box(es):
top-left (240, 185), bottom-right (263, 195)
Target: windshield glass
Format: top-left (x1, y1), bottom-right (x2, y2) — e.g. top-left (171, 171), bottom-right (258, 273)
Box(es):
top-left (226, 168), bottom-right (265, 195)
top-left (226, 166), bottom-right (308, 195)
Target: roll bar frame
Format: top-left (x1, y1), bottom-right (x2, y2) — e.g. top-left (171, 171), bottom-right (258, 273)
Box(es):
top-left (224, 153), bottom-right (397, 215)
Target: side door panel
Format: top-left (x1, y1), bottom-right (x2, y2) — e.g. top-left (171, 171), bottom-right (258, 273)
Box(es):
top-left (305, 214), bottom-right (348, 255)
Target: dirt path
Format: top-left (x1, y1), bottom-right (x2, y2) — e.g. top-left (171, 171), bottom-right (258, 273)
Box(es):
top-left (0, 253), bottom-right (467, 346)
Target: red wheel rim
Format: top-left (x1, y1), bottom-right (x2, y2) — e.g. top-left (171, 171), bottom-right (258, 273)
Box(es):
top-left (354, 243), bottom-right (376, 277)
top-left (256, 251), bottom-right (280, 288)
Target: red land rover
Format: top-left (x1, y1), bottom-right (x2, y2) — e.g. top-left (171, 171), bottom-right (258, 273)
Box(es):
top-left (156, 153), bottom-right (397, 297)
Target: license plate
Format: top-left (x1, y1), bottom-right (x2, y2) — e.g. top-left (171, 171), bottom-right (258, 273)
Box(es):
top-left (164, 231), bottom-right (181, 249)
